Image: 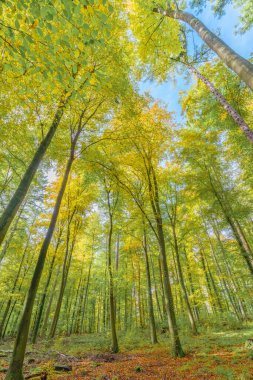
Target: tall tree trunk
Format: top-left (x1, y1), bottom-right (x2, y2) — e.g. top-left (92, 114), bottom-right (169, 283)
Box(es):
top-left (42, 267), bottom-right (60, 334)
top-left (207, 233), bottom-right (242, 320)
top-left (79, 256), bottom-right (93, 333)
top-left (213, 224), bottom-right (248, 319)
top-left (208, 171), bottom-right (253, 274)
top-left (184, 249), bottom-right (200, 322)
top-left (106, 193), bottom-right (119, 353)
top-left (198, 248), bottom-right (218, 313)
top-left (187, 63), bottom-right (253, 144)
top-left (31, 240), bottom-right (60, 343)
top-left (0, 93), bottom-right (69, 247)
top-left (150, 253), bottom-right (163, 323)
top-left (153, 7), bottom-right (253, 90)
top-left (0, 202), bottom-right (26, 265)
top-left (49, 220), bottom-right (77, 339)
top-left (172, 226), bottom-right (198, 335)
top-left (0, 231), bottom-right (31, 337)
top-left (149, 166), bottom-right (184, 357)
top-left (143, 227), bottom-right (158, 344)
top-left (5, 137), bottom-right (75, 380)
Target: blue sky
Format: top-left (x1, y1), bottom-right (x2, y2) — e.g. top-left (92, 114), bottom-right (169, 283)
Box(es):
top-left (139, 3), bottom-right (253, 119)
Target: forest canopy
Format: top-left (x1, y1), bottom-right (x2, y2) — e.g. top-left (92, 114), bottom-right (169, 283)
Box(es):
top-left (0, 1), bottom-right (253, 379)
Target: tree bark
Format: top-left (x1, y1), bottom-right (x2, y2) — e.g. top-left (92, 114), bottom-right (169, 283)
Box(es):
top-left (153, 7), bottom-right (253, 90)
top-left (106, 188), bottom-right (119, 353)
top-left (149, 166), bottom-right (184, 357)
top-left (171, 226), bottom-right (198, 334)
top-left (0, 231), bottom-right (31, 338)
top-left (143, 227), bottom-right (158, 344)
top-left (208, 171), bottom-right (253, 274)
top-left (31, 240), bottom-right (59, 343)
top-left (0, 93), bottom-right (69, 247)
top-left (5, 136), bottom-right (75, 380)
top-left (49, 217), bottom-right (78, 338)
top-left (187, 64), bottom-right (253, 144)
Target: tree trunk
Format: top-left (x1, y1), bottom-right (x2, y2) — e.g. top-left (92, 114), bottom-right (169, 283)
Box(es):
top-left (42, 267), bottom-right (60, 334)
top-left (143, 228), bottom-right (158, 344)
top-left (79, 256), bottom-right (93, 333)
top-left (188, 63), bottom-right (253, 144)
top-left (150, 253), bottom-right (163, 323)
top-left (172, 226), bottom-right (198, 335)
top-left (5, 141), bottom-right (75, 380)
top-left (184, 249), bottom-right (200, 322)
top-left (49, 221), bottom-right (77, 339)
top-left (106, 188), bottom-right (119, 353)
top-left (213, 224), bottom-right (248, 319)
top-left (150, 167), bottom-right (184, 357)
top-left (0, 202), bottom-right (26, 265)
top-left (208, 172), bottom-right (253, 274)
top-left (153, 7), bottom-right (253, 90)
top-left (31, 242), bottom-right (59, 343)
top-left (0, 232), bottom-right (31, 337)
top-left (0, 93), bottom-right (69, 247)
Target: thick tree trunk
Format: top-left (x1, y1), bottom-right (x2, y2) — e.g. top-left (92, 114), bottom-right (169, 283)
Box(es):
top-left (0, 94), bottom-right (69, 247)
top-left (5, 143), bottom-right (75, 380)
top-left (153, 7), bottom-right (253, 90)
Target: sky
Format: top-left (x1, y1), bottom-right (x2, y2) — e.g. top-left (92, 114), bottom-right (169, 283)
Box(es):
top-left (139, 3), bottom-right (253, 120)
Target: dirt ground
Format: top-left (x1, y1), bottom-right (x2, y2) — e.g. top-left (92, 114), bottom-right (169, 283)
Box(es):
top-left (0, 345), bottom-right (253, 380)
top-left (1, 346), bottom-right (253, 379)
top-left (49, 348), bottom-right (253, 379)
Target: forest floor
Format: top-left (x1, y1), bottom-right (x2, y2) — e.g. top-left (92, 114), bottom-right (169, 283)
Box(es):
top-left (0, 324), bottom-right (253, 379)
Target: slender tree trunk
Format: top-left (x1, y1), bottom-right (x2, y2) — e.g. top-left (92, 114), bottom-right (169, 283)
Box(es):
top-left (208, 172), bottom-right (253, 274)
top-left (150, 167), bottom-right (184, 357)
top-left (207, 234), bottom-right (242, 320)
top-left (143, 228), bottom-right (158, 344)
top-left (0, 202), bottom-right (26, 265)
top-left (150, 253), bottom-right (163, 323)
top-left (172, 226), bottom-right (198, 335)
top-left (5, 140), bottom-right (75, 380)
top-left (0, 94), bottom-right (69, 247)
top-left (158, 257), bottom-right (167, 319)
top-left (213, 225), bottom-right (248, 319)
top-left (188, 63), bottom-right (253, 144)
top-left (184, 249), bottom-right (200, 322)
top-left (71, 267), bottom-right (85, 334)
top-left (105, 186), bottom-right (119, 353)
top-left (80, 256), bottom-right (93, 333)
top-left (49, 222), bottom-right (77, 339)
top-left (153, 7), bottom-right (253, 90)
top-left (0, 232), bottom-right (31, 337)
top-left (198, 249), bottom-right (218, 313)
top-left (42, 267), bottom-right (60, 334)
top-left (31, 242), bottom-right (59, 343)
